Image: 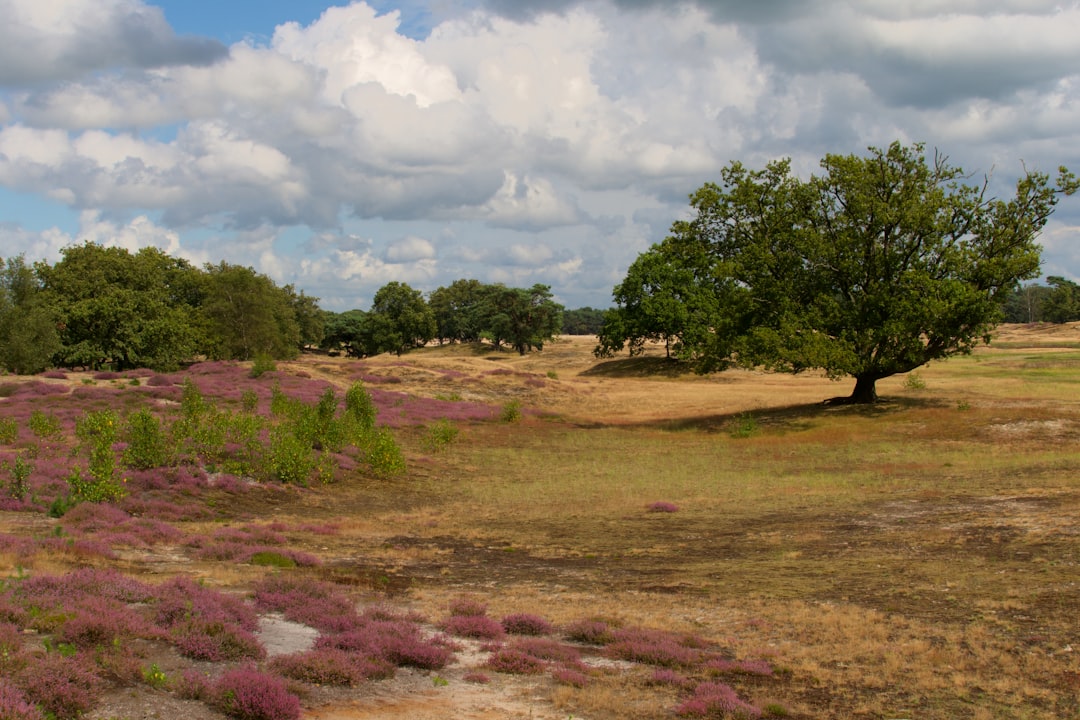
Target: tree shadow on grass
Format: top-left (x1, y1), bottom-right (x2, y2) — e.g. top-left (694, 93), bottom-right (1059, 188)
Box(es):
top-left (606, 395), bottom-right (954, 434)
top-left (581, 356), bottom-right (695, 379)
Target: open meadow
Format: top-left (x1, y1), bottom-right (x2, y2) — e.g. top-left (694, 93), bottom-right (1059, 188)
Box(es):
top-left (0, 325), bottom-right (1078, 720)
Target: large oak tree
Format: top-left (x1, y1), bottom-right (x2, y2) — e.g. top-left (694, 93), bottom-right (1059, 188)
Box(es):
top-left (600, 142), bottom-right (1077, 403)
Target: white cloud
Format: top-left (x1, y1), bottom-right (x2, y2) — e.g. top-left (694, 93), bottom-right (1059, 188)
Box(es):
top-left (385, 235), bottom-right (437, 262)
top-left (0, 0), bottom-right (226, 86)
top-left (0, 0), bottom-right (1077, 309)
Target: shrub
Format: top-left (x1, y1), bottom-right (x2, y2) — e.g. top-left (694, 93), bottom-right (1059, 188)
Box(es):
top-left (705, 658), bottom-right (774, 677)
top-left (0, 418), bottom-right (17, 444)
top-left (0, 680), bottom-right (43, 720)
top-left (73, 410), bottom-right (125, 502)
top-left (500, 399), bottom-right (522, 423)
top-left (484, 648), bottom-right (546, 675)
top-left (448, 596), bottom-right (488, 617)
top-left (250, 353), bottom-right (277, 379)
top-left (269, 648), bottom-right (373, 686)
top-left (28, 410), bottom-right (62, 440)
top-left (649, 668), bottom-right (691, 688)
top-left (551, 667), bottom-right (589, 687)
top-left (463, 672), bottom-right (490, 684)
top-left (647, 501), bottom-right (680, 513)
top-left (212, 665), bottom-right (300, 720)
top-left (3, 455), bottom-right (32, 500)
top-left (674, 681), bottom-right (761, 718)
top-left (262, 426), bottom-right (315, 485)
top-left (729, 413), bottom-right (759, 439)
top-left (511, 637), bottom-right (580, 663)
top-left (501, 613), bottom-right (554, 636)
top-left (241, 389), bottom-right (260, 413)
top-left (564, 619), bottom-right (613, 645)
top-left (123, 409), bottom-right (170, 469)
top-left (137, 663), bottom-right (168, 689)
top-left (423, 418), bottom-right (459, 451)
top-left (171, 619), bottom-right (266, 662)
top-left (15, 651), bottom-right (103, 720)
top-left (345, 381), bottom-right (377, 434)
top-left (366, 427), bottom-right (405, 477)
top-left (605, 627), bottom-right (703, 667)
top-left (441, 614), bottom-right (504, 640)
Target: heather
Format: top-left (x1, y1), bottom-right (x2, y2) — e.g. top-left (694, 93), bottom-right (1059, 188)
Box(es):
top-left (0, 331), bottom-right (1075, 719)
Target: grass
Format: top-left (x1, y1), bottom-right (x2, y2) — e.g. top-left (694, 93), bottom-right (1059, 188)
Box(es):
top-left (0, 331), bottom-right (1077, 719)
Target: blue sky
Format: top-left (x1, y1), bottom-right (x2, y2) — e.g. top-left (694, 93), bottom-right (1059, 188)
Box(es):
top-left (1, 0), bottom-right (1079, 311)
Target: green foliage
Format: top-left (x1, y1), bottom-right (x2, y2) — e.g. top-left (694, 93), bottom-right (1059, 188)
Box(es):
top-left (429, 278), bottom-right (488, 344)
top-left (1040, 276), bottom-right (1080, 323)
top-left (369, 281), bottom-right (437, 355)
top-left (500, 399), bottom-right (522, 423)
top-left (601, 142), bottom-right (1078, 403)
top-left (250, 551), bottom-right (297, 568)
top-left (263, 426), bottom-right (316, 485)
top-left (365, 427), bottom-right (406, 477)
top-left (181, 378), bottom-right (207, 421)
top-left (424, 419), bottom-right (460, 452)
top-left (73, 410), bottom-right (125, 502)
top-left (0, 417), bottom-right (16, 444)
top-left (241, 389), bottom-right (259, 413)
top-left (36, 243), bottom-right (199, 371)
top-left (201, 261), bottom-right (302, 361)
top-left (3, 454), bottom-right (32, 500)
top-left (729, 413), bottom-right (759, 439)
top-left (561, 307), bottom-right (607, 335)
top-left (142, 663), bottom-right (169, 689)
top-left (903, 372), bottom-right (927, 391)
top-left (478, 283), bottom-right (563, 355)
top-left (250, 352), bottom-right (277, 378)
top-left (345, 381), bottom-right (377, 435)
top-left (29, 410), bottom-right (62, 440)
top-left (123, 409), bottom-right (171, 470)
top-left (319, 309), bottom-right (374, 357)
top-left (0, 254), bottom-right (61, 374)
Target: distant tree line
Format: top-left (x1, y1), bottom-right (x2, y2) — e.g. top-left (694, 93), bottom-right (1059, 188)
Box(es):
top-left (1002, 278), bottom-right (1080, 323)
top-left (321, 279), bottom-right (564, 357)
top-left (0, 243), bottom-right (577, 375)
top-left (0, 243), bottom-right (321, 375)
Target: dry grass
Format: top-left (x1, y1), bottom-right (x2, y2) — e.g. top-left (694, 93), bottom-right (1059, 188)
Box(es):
top-left (1, 326), bottom-right (1078, 719)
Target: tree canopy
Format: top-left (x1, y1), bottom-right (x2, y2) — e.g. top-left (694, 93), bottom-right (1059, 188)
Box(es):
top-left (599, 142), bottom-right (1078, 403)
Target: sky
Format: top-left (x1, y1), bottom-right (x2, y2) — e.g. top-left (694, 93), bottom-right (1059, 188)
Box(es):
top-left (1, 0), bottom-right (1078, 311)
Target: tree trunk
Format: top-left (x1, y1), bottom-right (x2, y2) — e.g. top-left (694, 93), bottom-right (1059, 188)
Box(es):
top-left (848, 375), bottom-right (879, 404)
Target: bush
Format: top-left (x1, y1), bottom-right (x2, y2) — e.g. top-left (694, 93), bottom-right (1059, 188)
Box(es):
top-left (212, 665), bottom-right (300, 720)
top-left (440, 614), bottom-right (504, 640)
top-left (366, 427), bottom-right (405, 477)
top-left (484, 648), bottom-right (546, 675)
top-left (423, 418), bottom-right (459, 451)
top-left (250, 353), bottom-right (277, 379)
top-left (15, 652), bottom-right (103, 720)
top-left (123, 409), bottom-right (170, 469)
top-left (73, 410), bottom-right (125, 502)
top-left (0, 680), bottom-right (43, 720)
top-left (0, 418), bottom-right (17, 444)
top-left (3, 455), bottom-right (32, 500)
top-left (500, 399), bottom-right (522, 423)
top-left (501, 613), bottom-right (553, 636)
top-left (262, 426), bottom-right (316, 485)
top-left (28, 410), bottom-right (62, 440)
top-left (448, 596), bottom-right (488, 617)
top-left (269, 648), bottom-right (374, 686)
top-left (345, 381), bottom-right (377, 434)
top-left (674, 681), bottom-right (761, 718)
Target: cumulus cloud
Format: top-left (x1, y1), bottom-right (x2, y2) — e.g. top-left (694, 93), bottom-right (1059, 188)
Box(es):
top-left (0, 0), bottom-right (1077, 309)
top-left (0, 0), bottom-right (226, 86)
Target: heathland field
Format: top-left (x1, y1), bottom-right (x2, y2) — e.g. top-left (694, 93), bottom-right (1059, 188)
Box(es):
top-left (0, 326), bottom-right (1078, 720)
